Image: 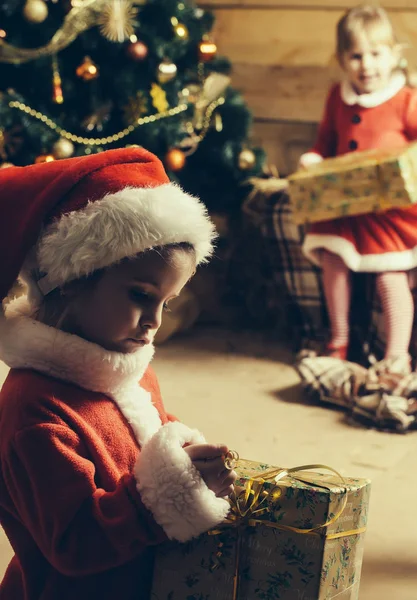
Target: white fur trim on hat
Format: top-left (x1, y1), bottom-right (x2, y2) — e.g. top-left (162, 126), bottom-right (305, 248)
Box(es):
top-left (135, 422), bottom-right (230, 542)
top-left (34, 183), bottom-right (216, 292)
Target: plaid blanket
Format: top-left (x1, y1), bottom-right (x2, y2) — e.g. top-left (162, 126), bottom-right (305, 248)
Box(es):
top-left (297, 353), bottom-right (417, 432)
top-left (242, 178), bottom-right (394, 360)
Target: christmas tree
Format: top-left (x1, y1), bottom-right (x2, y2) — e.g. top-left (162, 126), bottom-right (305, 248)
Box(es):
top-left (0, 0), bottom-right (265, 213)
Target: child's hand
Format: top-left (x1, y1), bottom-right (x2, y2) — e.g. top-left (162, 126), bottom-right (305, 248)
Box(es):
top-left (298, 152), bottom-right (323, 171)
top-left (184, 443), bottom-right (237, 498)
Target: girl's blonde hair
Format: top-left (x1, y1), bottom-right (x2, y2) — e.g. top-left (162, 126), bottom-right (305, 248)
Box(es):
top-left (336, 5), bottom-right (397, 60)
top-left (336, 4), bottom-right (414, 84)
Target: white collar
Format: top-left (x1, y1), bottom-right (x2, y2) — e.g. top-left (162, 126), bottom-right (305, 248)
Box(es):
top-left (340, 72), bottom-right (406, 108)
top-left (0, 296), bottom-right (155, 396)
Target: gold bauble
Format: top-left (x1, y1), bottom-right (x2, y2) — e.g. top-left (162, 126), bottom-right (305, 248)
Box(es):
top-left (174, 22), bottom-right (189, 40)
top-left (35, 154), bottom-right (55, 164)
top-left (23, 0), bottom-right (48, 23)
top-left (52, 138), bottom-right (75, 159)
top-left (164, 148), bottom-right (186, 172)
top-left (238, 148), bottom-right (256, 170)
top-left (157, 59), bottom-right (177, 84)
top-left (76, 56), bottom-right (99, 81)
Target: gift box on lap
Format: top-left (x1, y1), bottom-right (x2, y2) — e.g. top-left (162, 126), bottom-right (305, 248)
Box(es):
top-left (288, 142), bottom-right (417, 224)
top-left (151, 459), bottom-right (371, 600)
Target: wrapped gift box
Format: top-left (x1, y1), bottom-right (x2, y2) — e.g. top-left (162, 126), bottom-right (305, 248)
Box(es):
top-left (288, 142), bottom-right (417, 224)
top-left (151, 459), bottom-right (371, 599)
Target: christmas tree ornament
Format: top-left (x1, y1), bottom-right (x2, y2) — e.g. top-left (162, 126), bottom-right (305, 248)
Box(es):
top-left (126, 40), bottom-right (148, 61)
top-left (198, 36), bottom-right (217, 62)
top-left (76, 56), bottom-right (99, 81)
top-left (171, 17), bottom-right (188, 40)
top-left (164, 148), bottom-right (186, 172)
top-left (123, 92), bottom-right (148, 122)
top-left (150, 84), bottom-right (169, 113)
top-left (52, 55), bottom-right (64, 104)
top-left (35, 154), bottom-right (55, 164)
top-left (194, 8), bottom-right (204, 19)
top-left (52, 138), bottom-right (74, 159)
top-left (23, 0), bottom-right (48, 23)
top-left (0, 30), bottom-right (6, 39)
top-left (238, 148), bottom-right (256, 170)
top-left (157, 59), bottom-right (177, 84)
top-left (98, 0), bottom-right (138, 43)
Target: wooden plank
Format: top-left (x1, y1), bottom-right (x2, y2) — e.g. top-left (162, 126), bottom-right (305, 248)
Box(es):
top-left (251, 119), bottom-right (318, 175)
top-left (210, 8), bottom-right (417, 67)
top-left (200, 1), bottom-right (417, 9)
top-left (231, 64), bottom-right (338, 122)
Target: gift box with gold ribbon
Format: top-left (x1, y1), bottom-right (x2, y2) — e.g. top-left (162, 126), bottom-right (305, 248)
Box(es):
top-left (288, 142), bottom-right (417, 224)
top-left (151, 459), bottom-right (371, 599)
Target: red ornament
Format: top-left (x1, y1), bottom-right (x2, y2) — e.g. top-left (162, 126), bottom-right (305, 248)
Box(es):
top-left (198, 37), bottom-right (217, 62)
top-left (126, 41), bottom-right (149, 62)
top-left (164, 148), bottom-right (186, 172)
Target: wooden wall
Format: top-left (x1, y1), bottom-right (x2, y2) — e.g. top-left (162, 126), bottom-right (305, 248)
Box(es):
top-left (199, 1), bottom-right (417, 174)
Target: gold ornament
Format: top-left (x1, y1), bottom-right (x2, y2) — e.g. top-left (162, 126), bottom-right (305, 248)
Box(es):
top-left (165, 148), bottom-right (186, 172)
top-left (35, 154), bottom-right (55, 164)
top-left (52, 138), bottom-right (75, 159)
top-left (238, 148), bottom-right (256, 170)
top-left (171, 17), bottom-right (188, 40)
top-left (98, 0), bottom-right (138, 43)
top-left (76, 56), bottom-right (99, 80)
top-left (126, 40), bottom-right (148, 61)
top-left (198, 36), bottom-right (217, 62)
top-left (150, 83), bottom-right (169, 113)
top-left (23, 0), bottom-right (48, 24)
top-left (0, 30), bottom-right (6, 39)
top-left (123, 92), bottom-right (148, 122)
top-left (157, 59), bottom-right (177, 84)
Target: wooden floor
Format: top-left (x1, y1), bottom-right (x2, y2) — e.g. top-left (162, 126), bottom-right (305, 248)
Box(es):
top-left (0, 327), bottom-right (416, 599)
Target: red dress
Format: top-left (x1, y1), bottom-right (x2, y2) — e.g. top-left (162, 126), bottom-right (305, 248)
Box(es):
top-left (0, 298), bottom-right (229, 600)
top-left (302, 75), bottom-right (417, 272)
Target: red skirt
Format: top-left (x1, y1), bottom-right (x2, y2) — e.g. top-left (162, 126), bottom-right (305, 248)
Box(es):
top-left (303, 204), bottom-right (417, 272)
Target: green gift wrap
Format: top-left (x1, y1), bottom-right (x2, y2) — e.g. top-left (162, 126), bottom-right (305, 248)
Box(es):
top-left (151, 460), bottom-right (371, 600)
top-left (288, 142), bottom-right (417, 224)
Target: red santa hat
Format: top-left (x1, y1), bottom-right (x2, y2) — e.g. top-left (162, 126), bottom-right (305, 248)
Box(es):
top-left (0, 147), bottom-right (216, 305)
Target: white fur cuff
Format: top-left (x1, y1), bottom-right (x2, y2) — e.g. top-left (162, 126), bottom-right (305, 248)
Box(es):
top-left (134, 422), bottom-right (230, 542)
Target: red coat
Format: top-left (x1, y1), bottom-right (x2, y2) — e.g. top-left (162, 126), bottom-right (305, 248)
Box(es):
top-left (302, 75), bottom-right (417, 272)
top-left (0, 298), bottom-right (229, 600)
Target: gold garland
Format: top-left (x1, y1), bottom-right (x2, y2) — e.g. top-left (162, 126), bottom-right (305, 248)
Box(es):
top-left (8, 99), bottom-right (188, 145)
top-left (0, 0), bottom-right (146, 64)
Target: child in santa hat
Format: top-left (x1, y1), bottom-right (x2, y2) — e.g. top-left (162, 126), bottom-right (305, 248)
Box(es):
top-left (0, 148), bottom-right (236, 600)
